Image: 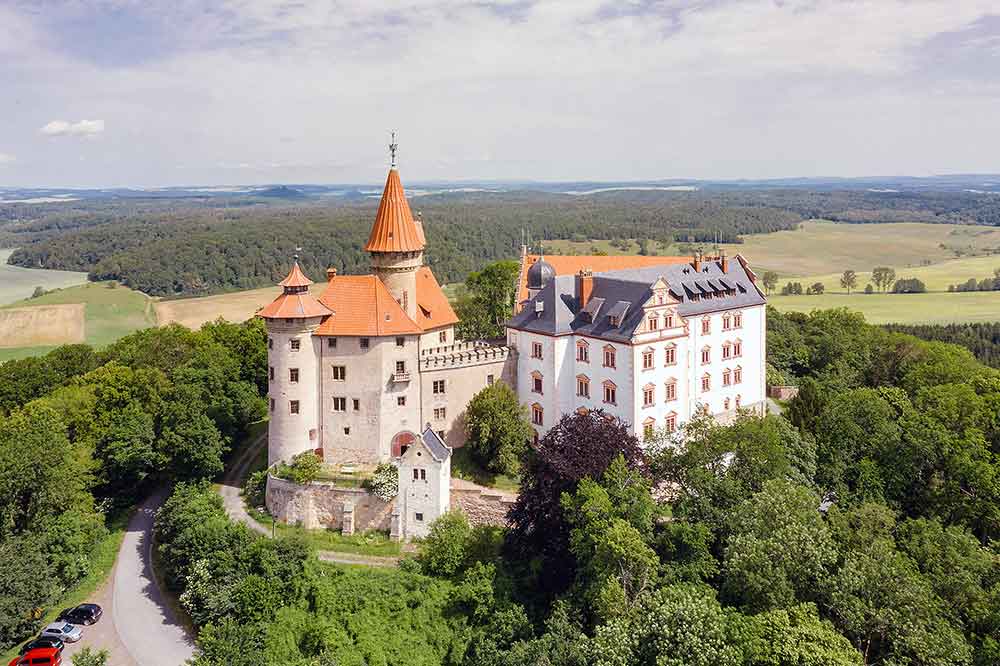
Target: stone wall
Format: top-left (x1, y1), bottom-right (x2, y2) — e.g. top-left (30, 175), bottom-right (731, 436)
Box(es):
top-left (450, 483), bottom-right (517, 528)
top-left (768, 385), bottom-right (799, 400)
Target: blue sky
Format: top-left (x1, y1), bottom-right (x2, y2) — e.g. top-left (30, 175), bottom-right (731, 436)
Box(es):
top-left (1, 0), bottom-right (999, 187)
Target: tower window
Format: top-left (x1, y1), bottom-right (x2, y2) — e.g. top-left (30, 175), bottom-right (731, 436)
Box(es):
top-left (439, 330), bottom-right (448, 343)
top-left (268, 337), bottom-right (273, 349)
top-left (434, 407), bottom-right (447, 420)
top-left (269, 366), bottom-right (274, 381)
top-left (332, 366), bottom-right (346, 380)
top-left (396, 360), bottom-right (406, 374)
top-left (433, 380), bottom-right (446, 394)
top-left (269, 398), bottom-right (274, 411)
top-left (396, 337), bottom-right (405, 347)
top-left (415, 512), bottom-right (424, 522)
top-left (532, 342), bottom-right (543, 359)
top-left (289, 368), bottom-right (299, 383)
top-left (289, 400), bottom-right (300, 414)
top-left (360, 337), bottom-right (370, 349)
top-left (332, 397), bottom-right (346, 412)
top-left (290, 339), bottom-right (301, 351)
top-left (327, 338), bottom-right (337, 349)
top-left (397, 396), bottom-right (406, 406)
top-left (353, 398), bottom-right (360, 411)
top-left (487, 374), bottom-right (495, 385)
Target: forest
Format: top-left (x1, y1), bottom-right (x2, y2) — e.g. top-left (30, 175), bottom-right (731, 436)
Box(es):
top-left (5, 186), bottom-right (1000, 297)
top-left (150, 306), bottom-right (1000, 666)
top-left (884, 322), bottom-right (1000, 368)
top-left (0, 319), bottom-right (267, 652)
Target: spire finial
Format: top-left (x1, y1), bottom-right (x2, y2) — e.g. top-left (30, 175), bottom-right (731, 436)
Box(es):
top-left (389, 131), bottom-right (398, 169)
top-left (294, 246), bottom-right (302, 262)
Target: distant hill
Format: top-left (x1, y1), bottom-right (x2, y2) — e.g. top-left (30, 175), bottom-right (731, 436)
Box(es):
top-left (253, 186), bottom-right (308, 199)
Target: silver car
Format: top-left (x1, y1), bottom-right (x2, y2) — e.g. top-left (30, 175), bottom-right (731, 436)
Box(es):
top-left (39, 622), bottom-right (82, 643)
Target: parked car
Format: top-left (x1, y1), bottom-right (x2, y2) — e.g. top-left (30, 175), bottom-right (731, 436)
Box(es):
top-left (18, 638), bottom-right (63, 655)
top-left (7, 647), bottom-right (62, 665)
top-left (56, 604), bottom-right (103, 625)
top-left (37, 623), bottom-right (81, 643)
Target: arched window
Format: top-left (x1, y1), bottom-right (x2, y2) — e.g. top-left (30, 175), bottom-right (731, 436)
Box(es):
top-left (576, 339), bottom-right (590, 363)
top-left (642, 383), bottom-right (655, 407)
top-left (531, 370), bottom-right (543, 394)
top-left (576, 374), bottom-right (590, 398)
top-left (531, 403), bottom-right (544, 426)
top-left (390, 431), bottom-right (417, 457)
top-left (603, 380), bottom-right (617, 405)
top-left (664, 378), bottom-right (677, 401)
top-left (701, 373), bottom-right (711, 393)
top-left (734, 366), bottom-right (743, 384)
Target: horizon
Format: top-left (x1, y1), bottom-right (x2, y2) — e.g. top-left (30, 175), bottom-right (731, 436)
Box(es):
top-left (1, 1), bottom-right (999, 188)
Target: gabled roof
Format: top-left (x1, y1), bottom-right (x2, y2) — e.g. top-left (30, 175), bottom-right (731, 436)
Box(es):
top-left (364, 168), bottom-right (426, 253)
top-left (257, 292), bottom-right (332, 319)
top-left (421, 426), bottom-right (451, 461)
top-left (314, 275), bottom-right (422, 336)
top-left (278, 261), bottom-right (313, 288)
top-left (517, 254), bottom-right (691, 303)
top-left (415, 266), bottom-right (459, 331)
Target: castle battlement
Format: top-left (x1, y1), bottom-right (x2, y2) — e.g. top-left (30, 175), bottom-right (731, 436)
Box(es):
top-left (419, 341), bottom-right (512, 371)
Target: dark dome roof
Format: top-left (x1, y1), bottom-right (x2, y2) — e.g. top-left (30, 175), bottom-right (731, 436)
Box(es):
top-left (527, 258), bottom-right (555, 289)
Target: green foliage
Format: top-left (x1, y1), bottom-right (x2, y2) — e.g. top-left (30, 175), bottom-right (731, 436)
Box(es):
top-left (730, 603), bottom-right (861, 666)
top-left (274, 451), bottom-right (322, 485)
top-left (840, 270), bottom-right (858, 294)
top-left (418, 511), bottom-right (473, 578)
top-left (243, 469), bottom-right (268, 508)
top-left (892, 277), bottom-right (927, 293)
top-left (455, 260), bottom-right (520, 340)
top-left (871, 266), bottom-right (896, 292)
top-left (71, 647), bottom-right (109, 666)
top-left (761, 271), bottom-right (779, 294)
top-left (463, 382), bottom-right (531, 476)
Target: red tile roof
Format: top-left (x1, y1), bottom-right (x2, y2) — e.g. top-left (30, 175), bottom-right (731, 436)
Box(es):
top-left (364, 168), bottom-right (426, 253)
top-left (278, 261), bottom-right (313, 288)
top-left (314, 275), bottom-right (422, 336)
top-left (258, 292), bottom-right (332, 319)
top-left (517, 254), bottom-right (693, 303)
top-left (415, 266), bottom-right (459, 330)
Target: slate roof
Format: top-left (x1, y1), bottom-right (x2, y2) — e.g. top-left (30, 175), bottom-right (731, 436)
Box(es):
top-left (508, 255), bottom-right (765, 341)
top-left (516, 254), bottom-right (691, 303)
top-left (421, 426), bottom-right (451, 461)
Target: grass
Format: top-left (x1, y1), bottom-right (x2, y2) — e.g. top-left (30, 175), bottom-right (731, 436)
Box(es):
top-left (768, 291), bottom-right (1000, 325)
top-left (0, 510), bottom-right (130, 663)
top-left (154, 286), bottom-right (280, 330)
top-left (246, 507), bottom-right (402, 557)
top-left (0, 248), bottom-right (89, 306)
top-left (783, 254), bottom-right (1000, 293)
top-left (450, 445), bottom-right (520, 493)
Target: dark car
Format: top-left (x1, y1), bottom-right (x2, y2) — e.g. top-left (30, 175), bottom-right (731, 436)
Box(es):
top-left (19, 638), bottom-right (63, 655)
top-left (56, 604), bottom-right (102, 626)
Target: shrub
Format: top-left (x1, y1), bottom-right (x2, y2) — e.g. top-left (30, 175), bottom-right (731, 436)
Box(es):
top-left (274, 451), bottom-right (321, 485)
top-left (72, 648), bottom-right (109, 666)
top-left (418, 511), bottom-right (472, 577)
top-left (366, 463), bottom-right (398, 501)
top-left (891, 278), bottom-right (927, 294)
top-left (243, 469), bottom-right (268, 508)
top-left (464, 382), bottom-right (532, 476)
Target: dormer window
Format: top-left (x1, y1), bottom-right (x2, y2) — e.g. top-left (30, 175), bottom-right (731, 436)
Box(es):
top-left (664, 314), bottom-right (674, 328)
top-left (647, 315), bottom-right (658, 331)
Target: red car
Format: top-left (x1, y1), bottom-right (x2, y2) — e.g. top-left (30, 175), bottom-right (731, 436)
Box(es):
top-left (8, 647), bottom-right (62, 666)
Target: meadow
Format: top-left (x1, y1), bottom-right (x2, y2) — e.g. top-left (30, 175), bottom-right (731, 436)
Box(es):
top-left (0, 248), bottom-right (89, 306)
top-left (155, 286), bottom-right (279, 329)
top-left (767, 291), bottom-right (1000, 325)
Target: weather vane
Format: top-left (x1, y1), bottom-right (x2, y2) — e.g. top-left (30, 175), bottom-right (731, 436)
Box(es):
top-left (389, 131), bottom-right (398, 168)
top-left (294, 246), bottom-right (302, 262)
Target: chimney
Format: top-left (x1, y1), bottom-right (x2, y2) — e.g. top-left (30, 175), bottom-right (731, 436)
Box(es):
top-left (693, 251), bottom-right (702, 273)
top-left (576, 269), bottom-right (594, 308)
top-left (720, 249), bottom-right (729, 273)
top-left (326, 267), bottom-right (338, 281)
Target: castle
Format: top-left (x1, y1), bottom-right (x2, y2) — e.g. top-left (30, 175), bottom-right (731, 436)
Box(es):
top-left (261, 149), bottom-right (766, 539)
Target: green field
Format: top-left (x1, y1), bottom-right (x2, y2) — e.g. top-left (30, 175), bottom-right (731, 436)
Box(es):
top-left (0, 248), bottom-right (89, 306)
top-left (785, 254), bottom-right (1000, 293)
top-left (0, 282), bottom-right (156, 361)
top-left (768, 291), bottom-right (1000, 324)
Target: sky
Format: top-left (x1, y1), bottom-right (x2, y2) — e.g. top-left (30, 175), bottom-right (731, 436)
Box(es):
top-left (1, 0), bottom-right (999, 187)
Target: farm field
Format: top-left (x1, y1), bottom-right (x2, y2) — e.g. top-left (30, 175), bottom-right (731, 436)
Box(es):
top-left (0, 303), bottom-right (85, 348)
top-left (768, 291), bottom-right (1000, 325)
top-left (0, 282), bottom-right (155, 361)
top-left (0, 248), bottom-right (89, 305)
top-left (784, 254), bottom-right (1000, 293)
top-left (155, 286), bottom-right (280, 329)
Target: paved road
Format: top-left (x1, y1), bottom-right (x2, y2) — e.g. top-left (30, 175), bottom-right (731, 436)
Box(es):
top-left (113, 490), bottom-right (196, 666)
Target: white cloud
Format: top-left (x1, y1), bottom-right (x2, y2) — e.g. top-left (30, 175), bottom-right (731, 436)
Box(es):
top-left (39, 119), bottom-right (105, 137)
top-left (0, 153), bottom-right (15, 165)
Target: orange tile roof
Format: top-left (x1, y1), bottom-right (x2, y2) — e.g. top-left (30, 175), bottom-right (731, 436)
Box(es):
top-left (314, 275), bottom-right (422, 336)
top-left (258, 292), bottom-right (332, 319)
top-left (517, 254), bottom-right (693, 303)
top-left (278, 261), bottom-right (313, 288)
top-left (364, 168), bottom-right (426, 253)
top-left (415, 266), bottom-right (459, 330)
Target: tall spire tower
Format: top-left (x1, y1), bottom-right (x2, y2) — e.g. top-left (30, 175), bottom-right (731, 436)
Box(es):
top-left (365, 134), bottom-right (425, 320)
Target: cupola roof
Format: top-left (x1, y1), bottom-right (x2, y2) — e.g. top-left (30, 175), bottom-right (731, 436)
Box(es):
top-left (278, 261), bottom-right (313, 288)
top-left (364, 168), bottom-right (426, 253)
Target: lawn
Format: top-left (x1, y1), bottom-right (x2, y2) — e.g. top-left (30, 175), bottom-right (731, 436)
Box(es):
top-left (783, 254), bottom-right (1000, 293)
top-left (768, 291), bottom-right (1000, 325)
top-left (450, 445), bottom-right (520, 493)
top-left (246, 507), bottom-right (402, 557)
top-left (0, 248), bottom-right (89, 306)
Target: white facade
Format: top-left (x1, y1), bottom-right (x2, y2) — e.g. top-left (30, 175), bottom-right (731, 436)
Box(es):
top-left (395, 431), bottom-right (451, 540)
top-left (266, 316), bottom-right (325, 466)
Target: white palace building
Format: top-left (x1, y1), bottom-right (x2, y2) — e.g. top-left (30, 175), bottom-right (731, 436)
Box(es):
top-left (260, 146), bottom-right (767, 539)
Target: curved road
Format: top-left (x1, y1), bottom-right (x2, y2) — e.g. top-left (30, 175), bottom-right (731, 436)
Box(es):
top-left (112, 490), bottom-right (196, 666)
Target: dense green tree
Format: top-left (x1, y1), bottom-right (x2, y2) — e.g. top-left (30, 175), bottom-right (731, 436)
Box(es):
top-left (463, 382), bottom-right (532, 476)
top-left (93, 402), bottom-right (159, 498)
top-left (419, 511), bottom-right (473, 578)
top-left (455, 260), bottom-right (520, 340)
top-left (730, 603), bottom-right (862, 666)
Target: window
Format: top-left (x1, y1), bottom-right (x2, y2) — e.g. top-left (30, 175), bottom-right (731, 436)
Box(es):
top-left (642, 349), bottom-right (654, 370)
top-left (532, 341), bottom-right (543, 359)
top-left (701, 347), bottom-right (711, 364)
top-left (332, 365), bottom-right (346, 381)
top-left (603, 381), bottom-right (617, 405)
top-left (396, 336), bottom-right (405, 347)
top-left (532, 403), bottom-right (544, 426)
top-left (269, 398), bottom-right (274, 411)
top-left (722, 342), bottom-right (732, 360)
top-left (723, 368), bottom-right (732, 386)
top-left (360, 337), bottom-right (370, 349)
top-left (439, 330), bottom-right (448, 343)
top-left (603, 345), bottom-right (616, 368)
top-left (734, 340), bottom-right (742, 357)
top-left (647, 315), bottom-right (658, 331)
top-left (664, 345), bottom-right (676, 365)
top-left (268, 337), bottom-right (273, 349)
top-left (643, 384), bottom-right (655, 407)
top-left (397, 396), bottom-right (406, 406)
top-left (433, 380), bottom-right (446, 394)
top-left (289, 368), bottom-right (299, 382)
top-left (724, 397), bottom-right (731, 410)
top-left (665, 413), bottom-right (677, 433)
top-left (327, 338), bottom-right (337, 349)
top-left (413, 468), bottom-right (426, 480)
top-left (736, 394), bottom-right (742, 408)
top-left (701, 374), bottom-right (711, 392)
top-left (734, 366), bottom-right (743, 384)
top-left (723, 314), bottom-right (732, 330)
top-left (665, 380), bottom-right (677, 401)
top-left (353, 398), bottom-right (360, 411)
top-left (734, 312), bottom-right (743, 328)
top-left (396, 360), bottom-right (406, 374)
top-left (332, 397), bottom-right (346, 412)
top-left (290, 338), bottom-right (301, 351)
top-left (532, 371), bottom-right (543, 394)
top-left (576, 340), bottom-right (590, 363)
top-left (577, 375), bottom-right (590, 398)
top-left (643, 418), bottom-right (655, 440)
top-left (290, 400), bottom-right (300, 414)
top-left (664, 314), bottom-right (674, 328)
top-left (701, 318), bottom-right (711, 335)
top-left (434, 407), bottom-right (447, 420)
top-left (269, 366), bottom-right (274, 381)
top-left (487, 374), bottom-right (495, 385)
top-left (415, 512), bottom-right (424, 522)
top-left (437, 430), bottom-right (445, 441)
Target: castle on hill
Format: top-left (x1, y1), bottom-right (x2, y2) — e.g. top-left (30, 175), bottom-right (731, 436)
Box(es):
top-left (261, 147), bottom-right (766, 539)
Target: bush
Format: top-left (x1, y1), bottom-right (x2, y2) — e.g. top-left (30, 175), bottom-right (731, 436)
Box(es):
top-left (464, 383), bottom-right (532, 476)
top-left (864, 284), bottom-right (874, 294)
top-left (72, 648), bottom-right (109, 666)
top-left (892, 278), bottom-right (927, 294)
top-left (274, 451), bottom-right (321, 485)
top-left (243, 469), bottom-right (268, 508)
top-left (365, 463), bottom-right (398, 501)
top-left (418, 511), bottom-right (472, 577)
